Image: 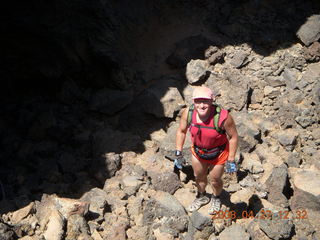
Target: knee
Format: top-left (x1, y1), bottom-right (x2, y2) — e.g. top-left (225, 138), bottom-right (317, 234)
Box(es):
top-left (211, 177), bottom-right (222, 186)
top-left (195, 173), bottom-right (207, 182)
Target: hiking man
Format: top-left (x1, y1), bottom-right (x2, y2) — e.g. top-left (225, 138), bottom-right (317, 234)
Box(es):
top-left (175, 86), bottom-right (238, 214)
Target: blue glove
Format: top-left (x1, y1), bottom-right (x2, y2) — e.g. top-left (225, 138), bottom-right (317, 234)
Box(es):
top-left (225, 160), bottom-right (237, 173)
top-left (174, 156), bottom-right (186, 169)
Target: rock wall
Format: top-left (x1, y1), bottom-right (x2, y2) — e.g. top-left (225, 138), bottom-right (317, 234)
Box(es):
top-left (0, 0), bottom-right (320, 239)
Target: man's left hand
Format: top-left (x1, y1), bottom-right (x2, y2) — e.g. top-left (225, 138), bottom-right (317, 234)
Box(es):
top-left (225, 160), bottom-right (237, 173)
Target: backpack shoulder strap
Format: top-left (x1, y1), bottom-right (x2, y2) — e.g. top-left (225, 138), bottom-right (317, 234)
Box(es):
top-left (187, 104), bottom-right (194, 127)
top-left (212, 104), bottom-right (225, 134)
top-left (188, 103), bottom-right (225, 134)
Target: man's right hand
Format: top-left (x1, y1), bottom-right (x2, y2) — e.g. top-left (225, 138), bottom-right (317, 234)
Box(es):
top-left (174, 155), bottom-right (186, 169)
top-left (174, 150), bottom-right (186, 169)
top-left (225, 160), bottom-right (237, 173)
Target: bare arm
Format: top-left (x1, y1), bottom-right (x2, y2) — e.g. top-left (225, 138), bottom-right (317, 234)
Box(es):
top-left (223, 114), bottom-right (238, 161)
top-left (176, 108), bottom-right (189, 151)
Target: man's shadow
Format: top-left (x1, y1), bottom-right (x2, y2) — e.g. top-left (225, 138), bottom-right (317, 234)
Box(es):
top-left (220, 191), bottom-right (264, 220)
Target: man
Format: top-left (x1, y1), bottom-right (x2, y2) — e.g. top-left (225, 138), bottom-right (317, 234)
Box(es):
top-left (175, 86), bottom-right (238, 214)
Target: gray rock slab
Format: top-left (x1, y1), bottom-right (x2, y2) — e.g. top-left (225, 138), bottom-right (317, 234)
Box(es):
top-left (230, 50), bottom-right (249, 69)
top-left (297, 15), bottom-right (320, 46)
top-left (189, 211), bottom-right (212, 231)
top-left (265, 164), bottom-right (289, 208)
top-left (150, 172), bottom-right (181, 195)
top-left (219, 224), bottom-right (250, 240)
top-left (143, 191), bottom-right (188, 233)
top-left (186, 59), bottom-right (211, 84)
top-left (258, 211), bottom-right (293, 240)
top-left (145, 85), bottom-right (184, 118)
top-left (276, 129), bottom-right (299, 151)
top-left (289, 168), bottom-right (320, 211)
top-left (80, 188), bottom-right (109, 221)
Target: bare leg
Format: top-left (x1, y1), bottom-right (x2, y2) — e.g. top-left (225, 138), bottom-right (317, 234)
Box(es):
top-left (191, 154), bottom-right (209, 193)
top-left (208, 164), bottom-right (225, 196)
top-left (188, 155), bottom-right (211, 212)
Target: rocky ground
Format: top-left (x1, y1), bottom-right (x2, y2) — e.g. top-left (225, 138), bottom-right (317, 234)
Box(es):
top-left (1, 1), bottom-right (320, 240)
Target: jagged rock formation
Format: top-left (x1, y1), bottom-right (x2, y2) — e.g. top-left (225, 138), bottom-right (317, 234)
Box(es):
top-left (0, 0), bottom-right (320, 239)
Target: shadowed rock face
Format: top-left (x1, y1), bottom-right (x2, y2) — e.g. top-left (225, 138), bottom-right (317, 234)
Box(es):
top-left (0, 0), bottom-right (319, 97)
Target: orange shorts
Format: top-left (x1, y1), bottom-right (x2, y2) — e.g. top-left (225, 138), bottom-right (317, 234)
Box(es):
top-left (191, 143), bottom-right (229, 165)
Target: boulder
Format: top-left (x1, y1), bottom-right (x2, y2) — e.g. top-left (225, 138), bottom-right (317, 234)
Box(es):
top-left (42, 209), bottom-right (65, 240)
top-left (127, 196), bottom-right (144, 226)
top-left (295, 107), bottom-right (316, 128)
top-left (275, 104), bottom-right (300, 129)
top-left (265, 76), bottom-right (286, 87)
top-left (80, 188), bottom-right (109, 221)
top-left (150, 172), bottom-right (181, 195)
top-left (233, 112), bottom-right (261, 153)
top-left (250, 88), bottom-right (264, 104)
top-left (121, 175), bottom-right (144, 196)
top-left (65, 214), bottom-right (92, 240)
top-left (122, 175), bottom-right (143, 189)
top-left (0, 221), bottom-right (16, 240)
top-left (257, 209), bottom-right (293, 240)
top-left (140, 82), bottom-right (185, 118)
top-left (276, 129), bottom-right (299, 151)
top-left (289, 168), bottom-right (320, 211)
top-left (303, 41), bottom-right (320, 62)
top-left (301, 62), bottom-right (320, 85)
top-left (241, 152), bottom-right (264, 174)
top-left (186, 59), bottom-right (211, 84)
top-left (186, 210), bottom-right (215, 240)
top-left (153, 228), bottom-right (175, 240)
top-left (265, 164), bottom-right (289, 208)
top-left (230, 50), bottom-right (249, 69)
top-left (91, 230), bottom-right (104, 240)
top-left (283, 48), bottom-right (306, 70)
top-left (159, 122), bottom-right (192, 162)
top-left (8, 202), bottom-right (35, 225)
top-left (189, 211), bottom-right (212, 231)
top-left (204, 46), bottom-right (219, 59)
top-left (142, 190), bottom-right (188, 235)
top-left (292, 217), bottom-right (317, 240)
top-left (282, 68), bottom-right (301, 90)
top-left (36, 194), bottom-right (89, 240)
top-left (247, 221), bottom-right (270, 240)
top-left (102, 211), bottom-right (129, 240)
top-left (230, 188), bottom-right (254, 205)
top-left (101, 152), bottom-right (122, 180)
top-left (208, 51), bottom-right (225, 65)
top-left (126, 225), bottom-right (149, 240)
top-left (285, 152), bottom-right (301, 168)
top-left (207, 68), bottom-right (249, 111)
top-left (297, 15), bottom-right (320, 46)
top-left (263, 86), bottom-right (280, 99)
top-left (219, 224), bottom-right (250, 240)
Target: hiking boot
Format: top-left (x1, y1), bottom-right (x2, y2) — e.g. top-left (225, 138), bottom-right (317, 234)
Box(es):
top-left (187, 193), bottom-right (210, 212)
top-left (208, 195), bottom-right (221, 215)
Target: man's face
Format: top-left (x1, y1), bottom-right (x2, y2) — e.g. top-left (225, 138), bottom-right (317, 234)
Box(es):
top-left (194, 98), bottom-right (212, 117)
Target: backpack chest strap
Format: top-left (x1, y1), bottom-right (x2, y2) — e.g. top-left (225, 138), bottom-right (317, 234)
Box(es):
top-left (190, 123), bottom-right (218, 130)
